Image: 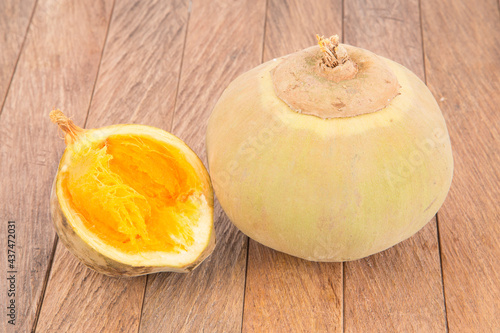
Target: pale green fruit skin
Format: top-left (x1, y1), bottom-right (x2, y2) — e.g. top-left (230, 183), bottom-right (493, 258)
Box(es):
top-left (206, 48), bottom-right (453, 261)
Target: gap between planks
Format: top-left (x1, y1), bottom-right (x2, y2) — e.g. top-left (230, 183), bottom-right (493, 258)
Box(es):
top-left (136, 0), bottom-right (191, 331)
top-left (0, 0), bottom-right (38, 118)
top-left (31, 234), bottom-right (58, 333)
top-left (167, 0), bottom-right (192, 133)
top-left (418, 0), bottom-right (447, 330)
top-left (240, 1), bottom-right (269, 331)
top-left (82, 0), bottom-right (117, 129)
top-left (32, 0), bottom-right (117, 330)
top-left (435, 213), bottom-right (450, 332)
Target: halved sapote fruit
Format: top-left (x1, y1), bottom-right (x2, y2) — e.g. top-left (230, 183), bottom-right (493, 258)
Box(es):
top-left (50, 110), bottom-right (214, 276)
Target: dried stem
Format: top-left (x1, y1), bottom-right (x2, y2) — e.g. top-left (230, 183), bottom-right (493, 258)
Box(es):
top-left (50, 109), bottom-right (84, 145)
top-left (316, 34), bottom-right (350, 68)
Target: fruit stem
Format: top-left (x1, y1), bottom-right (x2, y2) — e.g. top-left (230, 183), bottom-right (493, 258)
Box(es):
top-left (50, 109), bottom-right (84, 145)
top-left (315, 34), bottom-right (358, 82)
top-left (316, 34), bottom-right (350, 68)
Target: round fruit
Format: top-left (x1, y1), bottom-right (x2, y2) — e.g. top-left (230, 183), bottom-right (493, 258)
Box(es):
top-left (206, 35), bottom-right (453, 261)
top-left (50, 110), bottom-right (214, 276)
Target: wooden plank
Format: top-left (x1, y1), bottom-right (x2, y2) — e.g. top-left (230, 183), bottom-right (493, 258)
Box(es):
top-left (85, 0), bottom-right (190, 128)
top-left (36, 246), bottom-right (145, 332)
top-left (421, 0), bottom-right (500, 331)
top-left (344, 226), bottom-right (446, 332)
top-left (242, 1), bottom-right (343, 332)
top-left (0, 0), bottom-right (113, 332)
top-left (138, 0), bottom-right (266, 331)
top-left (343, 0), bottom-right (425, 79)
top-left (262, 0), bottom-right (343, 60)
top-left (0, 0), bottom-right (36, 110)
top-left (343, 1), bottom-right (447, 332)
top-left (36, 0), bottom-right (190, 331)
top-left (244, 243), bottom-right (343, 332)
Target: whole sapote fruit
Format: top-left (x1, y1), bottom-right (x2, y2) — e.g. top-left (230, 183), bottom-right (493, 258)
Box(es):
top-left (206, 35), bottom-right (453, 261)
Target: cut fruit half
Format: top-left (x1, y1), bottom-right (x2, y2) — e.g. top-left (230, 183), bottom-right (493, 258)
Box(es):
top-left (50, 110), bottom-right (215, 276)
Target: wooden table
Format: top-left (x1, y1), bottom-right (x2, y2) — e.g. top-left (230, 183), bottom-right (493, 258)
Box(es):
top-left (1, 0), bottom-right (498, 332)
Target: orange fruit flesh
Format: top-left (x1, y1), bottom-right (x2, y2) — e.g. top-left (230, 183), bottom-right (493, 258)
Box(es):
top-left (60, 134), bottom-right (202, 254)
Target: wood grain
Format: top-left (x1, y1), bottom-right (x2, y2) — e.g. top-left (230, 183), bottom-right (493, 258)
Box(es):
top-left (36, 246), bottom-right (145, 332)
top-left (262, 0), bottom-right (343, 60)
top-left (244, 244), bottom-right (342, 333)
top-left (242, 1), bottom-right (344, 332)
top-left (36, 0), bottom-right (190, 332)
top-left (421, 0), bottom-right (500, 331)
top-left (138, 0), bottom-right (266, 332)
top-left (0, 1), bottom-right (497, 331)
top-left (0, 0), bottom-right (113, 332)
top-left (344, 0), bottom-right (425, 79)
top-left (343, 1), bottom-right (447, 332)
top-left (86, 0), bottom-right (190, 128)
top-left (344, 224), bottom-right (446, 333)
top-left (0, 0), bottom-right (36, 111)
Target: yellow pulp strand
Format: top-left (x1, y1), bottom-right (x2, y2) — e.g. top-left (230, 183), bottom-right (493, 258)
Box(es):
top-left (63, 134), bottom-right (200, 253)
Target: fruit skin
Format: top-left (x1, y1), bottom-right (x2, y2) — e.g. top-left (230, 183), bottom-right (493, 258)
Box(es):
top-left (206, 45), bottom-right (453, 262)
top-left (51, 124), bottom-right (215, 277)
